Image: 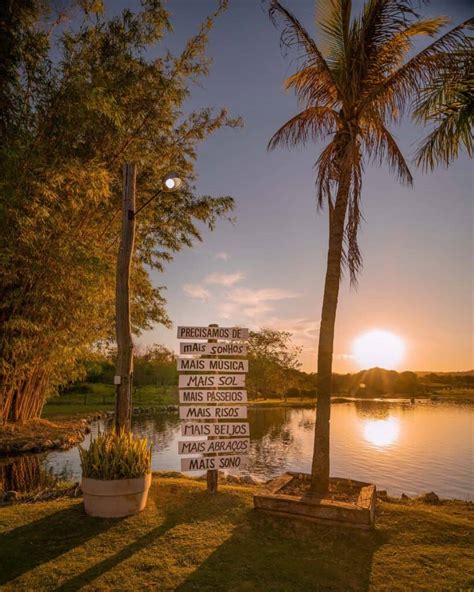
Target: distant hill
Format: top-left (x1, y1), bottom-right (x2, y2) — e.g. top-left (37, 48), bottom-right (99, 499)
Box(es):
top-left (415, 370), bottom-right (474, 377)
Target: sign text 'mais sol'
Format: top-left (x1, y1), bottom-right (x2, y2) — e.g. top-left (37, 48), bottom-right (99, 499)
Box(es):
top-left (178, 374), bottom-right (245, 388)
top-left (177, 326), bottom-right (249, 341)
top-left (181, 455), bottom-right (248, 472)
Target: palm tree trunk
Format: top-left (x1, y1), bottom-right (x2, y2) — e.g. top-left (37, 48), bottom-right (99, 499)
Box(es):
top-left (310, 152), bottom-right (351, 495)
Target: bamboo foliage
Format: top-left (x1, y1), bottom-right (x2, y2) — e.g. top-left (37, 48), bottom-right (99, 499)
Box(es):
top-left (0, 1), bottom-right (239, 423)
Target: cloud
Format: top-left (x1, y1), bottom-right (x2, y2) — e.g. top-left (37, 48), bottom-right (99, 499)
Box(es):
top-left (260, 317), bottom-right (319, 342)
top-left (215, 252), bottom-right (229, 261)
top-left (218, 287), bottom-right (299, 320)
top-left (205, 272), bottom-right (245, 287)
top-left (182, 283), bottom-right (211, 301)
top-left (334, 353), bottom-right (355, 360)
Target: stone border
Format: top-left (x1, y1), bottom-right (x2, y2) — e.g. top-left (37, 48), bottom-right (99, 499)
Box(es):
top-left (254, 472), bottom-right (376, 529)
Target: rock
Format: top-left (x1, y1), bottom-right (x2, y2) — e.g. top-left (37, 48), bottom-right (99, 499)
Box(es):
top-left (43, 439), bottom-right (54, 448)
top-left (53, 439), bottom-right (62, 447)
top-left (401, 493), bottom-right (410, 500)
top-left (239, 475), bottom-right (256, 485)
top-left (377, 490), bottom-right (388, 500)
top-left (418, 491), bottom-right (440, 504)
top-left (3, 490), bottom-right (18, 502)
top-left (20, 441), bottom-right (36, 452)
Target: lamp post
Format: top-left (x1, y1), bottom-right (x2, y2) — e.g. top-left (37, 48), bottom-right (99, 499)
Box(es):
top-left (114, 163), bottom-right (182, 432)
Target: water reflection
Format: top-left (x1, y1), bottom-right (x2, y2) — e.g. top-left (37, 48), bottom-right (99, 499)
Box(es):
top-left (2, 400), bottom-right (472, 500)
top-left (362, 417), bottom-right (400, 447)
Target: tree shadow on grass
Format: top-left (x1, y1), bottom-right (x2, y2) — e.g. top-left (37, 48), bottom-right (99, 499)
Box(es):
top-left (0, 503), bottom-right (119, 586)
top-left (176, 510), bottom-right (386, 592)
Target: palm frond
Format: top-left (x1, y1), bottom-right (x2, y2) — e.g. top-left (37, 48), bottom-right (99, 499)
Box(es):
top-left (268, 106), bottom-right (340, 150)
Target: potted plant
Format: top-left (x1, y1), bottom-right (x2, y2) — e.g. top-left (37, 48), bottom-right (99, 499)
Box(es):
top-left (80, 430), bottom-right (152, 518)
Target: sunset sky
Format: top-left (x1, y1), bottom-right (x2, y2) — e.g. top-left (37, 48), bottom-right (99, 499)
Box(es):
top-left (126, 0), bottom-right (473, 373)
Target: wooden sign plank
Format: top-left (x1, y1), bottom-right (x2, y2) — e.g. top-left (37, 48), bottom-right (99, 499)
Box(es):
top-left (180, 342), bottom-right (247, 356)
top-left (178, 374), bottom-right (245, 388)
top-left (177, 358), bottom-right (248, 373)
top-left (179, 390), bottom-right (247, 404)
top-left (177, 326), bottom-right (249, 341)
top-left (181, 422), bottom-right (249, 437)
top-left (181, 455), bottom-right (248, 472)
top-left (178, 438), bottom-right (250, 455)
top-left (179, 406), bottom-right (247, 420)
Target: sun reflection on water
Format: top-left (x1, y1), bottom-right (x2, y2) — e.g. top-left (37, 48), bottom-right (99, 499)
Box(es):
top-left (363, 416), bottom-right (400, 448)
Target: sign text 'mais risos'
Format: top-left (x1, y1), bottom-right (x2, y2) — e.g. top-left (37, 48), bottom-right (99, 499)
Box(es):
top-left (177, 358), bottom-right (248, 373)
top-left (177, 326), bottom-right (249, 341)
top-left (179, 405), bottom-right (248, 420)
top-left (179, 390), bottom-right (247, 403)
top-left (178, 374), bottom-right (245, 388)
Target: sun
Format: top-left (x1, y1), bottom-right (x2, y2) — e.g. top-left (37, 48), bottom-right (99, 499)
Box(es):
top-left (352, 329), bottom-right (405, 369)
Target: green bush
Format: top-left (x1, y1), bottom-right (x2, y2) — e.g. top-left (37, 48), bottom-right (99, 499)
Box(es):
top-left (79, 430), bottom-right (151, 480)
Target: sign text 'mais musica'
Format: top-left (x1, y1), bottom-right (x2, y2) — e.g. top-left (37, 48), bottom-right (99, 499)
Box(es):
top-left (178, 374), bottom-right (245, 388)
top-left (177, 358), bottom-right (248, 373)
top-left (177, 326), bottom-right (249, 341)
top-left (181, 422), bottom-right (250, 437)
top-left (180, 342), bottom-right (247, 356)
top-left (178, 438), bottom-right (250, 455)
top-left (181, 455), bottom-right (247, 472)
top-left (179, 405), bottom-right (247, 420)
top-left (179, 390), bottom-right (247, 403)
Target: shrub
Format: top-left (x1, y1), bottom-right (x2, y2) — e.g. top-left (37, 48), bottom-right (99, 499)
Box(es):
top-left (79, 430), bottom-right (151, 480)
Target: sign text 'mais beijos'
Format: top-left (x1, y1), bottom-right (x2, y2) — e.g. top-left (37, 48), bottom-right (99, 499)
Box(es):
top-left (181, 422), bottom-right (250, 437)
top-left (178, 374), bottom-right (245, 388)
top-left (177, 326), bottom-right (249, 340)
top-left (179, 389), bottom-right (247, 403)
top-left (177, 358), bottom-right (248, 373)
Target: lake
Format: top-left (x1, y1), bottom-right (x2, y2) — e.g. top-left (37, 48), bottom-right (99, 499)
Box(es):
top-left (3, 400), bottom-right (473, 500)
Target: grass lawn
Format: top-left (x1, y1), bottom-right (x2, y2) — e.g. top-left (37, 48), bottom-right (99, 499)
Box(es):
top-left (42, 384), bottom-right (178, 418)
top-left (0, 476), bottom-right (472, 591)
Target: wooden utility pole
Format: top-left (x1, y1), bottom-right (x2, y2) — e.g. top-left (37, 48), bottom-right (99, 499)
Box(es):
top-left (207, 323), bottom-right (219, 493)
top-left (114, 163), bottom-right (137, 432)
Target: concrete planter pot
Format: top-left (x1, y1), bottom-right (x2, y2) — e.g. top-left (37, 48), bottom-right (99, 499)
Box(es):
top-left (254, 472), bottom-right (376, 530)
top-left (82, 473), bottom-right (152, 518)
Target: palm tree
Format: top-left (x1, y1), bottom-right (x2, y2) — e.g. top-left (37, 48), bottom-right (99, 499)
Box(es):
top-left (268, 0), bottom-right (472, 495)
top-left (415, 41), bottom-right (473, 170)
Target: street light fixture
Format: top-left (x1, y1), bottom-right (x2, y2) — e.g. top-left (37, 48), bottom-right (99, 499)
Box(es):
top-left (115, 164), bottom-right (182, 432)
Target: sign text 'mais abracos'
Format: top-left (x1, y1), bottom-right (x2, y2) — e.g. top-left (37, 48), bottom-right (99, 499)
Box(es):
top-left (179, 405), bottom-right (247, 420)
top-left (177, 358), bottom-right (248, 373)
top-left (179, 390), bottom-right (247, 403)
top-left (181, 455), bottom-right (248, 472)
top-left (180, 342), bottom-right (247, 356)
top-left (178, 374), bottom-right (245, 388)
top-left (177, 326), bottom-right (249, 341)
top-left (178, 438), bottom-right (250, 455)
top-left (181, 422), bottom-right (249, 437)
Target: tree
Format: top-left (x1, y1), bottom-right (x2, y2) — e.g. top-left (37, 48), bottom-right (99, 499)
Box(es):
top-left (414, 33), bottom-right (473, 169)
top-left (0, 1), bottom-right (239, 423)
top-left (268, 0), bottom-right (471, 494)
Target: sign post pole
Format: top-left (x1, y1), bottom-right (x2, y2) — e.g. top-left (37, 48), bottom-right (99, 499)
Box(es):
top-left (207, 323), bottom-right (219, 494)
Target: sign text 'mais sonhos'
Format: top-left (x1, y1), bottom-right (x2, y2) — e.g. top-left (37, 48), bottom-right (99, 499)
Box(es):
top-left (177, 326), bottom-right (249, 340)
top-left (180, 342), bottom-right (247, 356)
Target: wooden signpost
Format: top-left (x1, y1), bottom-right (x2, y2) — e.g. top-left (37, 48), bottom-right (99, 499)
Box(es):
top-left (177, 324), bottom-right (250, 493)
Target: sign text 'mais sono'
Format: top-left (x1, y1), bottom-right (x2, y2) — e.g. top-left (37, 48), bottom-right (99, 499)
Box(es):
top-left (178, 374), bottom-right (245, 388)
top-left (181, 455), bottom-right (248, 472)
top-left (177, 326), bottom-right (249, 341)
top-left (177, 358), bottom-right (248, 373)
